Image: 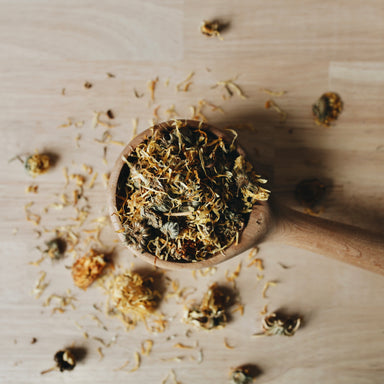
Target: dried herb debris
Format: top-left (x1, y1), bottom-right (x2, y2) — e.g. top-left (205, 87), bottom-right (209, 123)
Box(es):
top-left (116, 120), bottom-right (269, 262)
top-left (185, 283), bottom-right (231, 330)
top-left (312, 92), bottom-right (343, 127)
top-left (71, 249), bottom-right (107, 289)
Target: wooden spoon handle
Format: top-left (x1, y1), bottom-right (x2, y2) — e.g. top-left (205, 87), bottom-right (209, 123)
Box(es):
top-left (268, 204), bottom-right (384, 275)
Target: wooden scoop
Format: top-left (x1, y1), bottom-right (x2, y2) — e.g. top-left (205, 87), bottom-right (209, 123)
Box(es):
top-left (108, 120), bottom-right (384, 274)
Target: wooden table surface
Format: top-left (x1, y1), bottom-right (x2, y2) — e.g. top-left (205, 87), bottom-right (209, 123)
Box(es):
top-left (1, 1), bottom-right (384, 383)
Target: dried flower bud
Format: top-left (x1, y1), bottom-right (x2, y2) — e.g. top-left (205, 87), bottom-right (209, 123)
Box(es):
top-left (45, 238), bottom-right (66, 260)
top-left (185, 283), bottom-right (231, 330)
top-left (262, 313), bottom-right (301, 336)
top-left (200, 20), bottom-right (223, 38)
top-left (161, 221), bottom-right (180, 239)
top-left (312, 92), bottom-right (343, 127)
top-left (230, 366), bottom-right (254, 384)
top-left (72, 249), bottom-right (106, 289)
top-left (295, 179), bottom-right (326, 208)
top-left (54, 349), bottom-right (76, 372)
top-left (25, 153), bottom-right (51, 177)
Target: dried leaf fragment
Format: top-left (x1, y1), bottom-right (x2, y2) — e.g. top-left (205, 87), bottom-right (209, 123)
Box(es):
top-left (71, 249), bottom-right (106, 289)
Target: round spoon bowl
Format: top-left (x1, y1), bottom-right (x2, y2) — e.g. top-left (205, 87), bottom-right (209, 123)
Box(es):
top-left (108, 119), bottom-right (271, 270)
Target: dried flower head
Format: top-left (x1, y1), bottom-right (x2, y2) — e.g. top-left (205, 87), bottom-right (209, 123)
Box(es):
top-left (230, 366), bottom-right (254, 384)
top-left (111, 271), bottom-right (161, 322)
top-left (116, 120), bottom-right (269, 262)
top-left (185, 283), bottom-right (230, 330)
top-left (25, 153), bottom-right (51, 177)
top-left (54, 349), bottom-right (76, 371)
top-left (71, 249), bottom-right (106, 290)
top-left (295, 179), bottom-right (326, 208)
top-left (262, 313), bottom-right (301, 336)
top-left (41, 349), bottom-right (76, 374)
top-left (45, 238), bottom-right (67, 260)
top-left (200, 20), bottom-right (224, 39)
top-left (312, 92), bottom-right (343, 127)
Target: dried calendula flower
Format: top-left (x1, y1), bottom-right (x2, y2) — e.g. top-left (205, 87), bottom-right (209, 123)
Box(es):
top-left (200, 20), bottom-right (224, 39)
top-left (41, 349), bottom-right (76, 374)
top-left (71, 249), bottom-right (106, 289)
top-left (312, 92), bottom-right (343, 127)
top-left (25, 153), bottom-right (51, 177)
top-left (45, 237), bottom-right (67, 260)
top-left (111, 272), bottom-right (161, 315)
top-left (185, 283), bottom-right (231, 330)
top-left (260, 312), bottom-right (301, 336)
top-left (116, 120), bottom-right (269, 262)
top-left (230, 366), bottom-right (255, 384)
top-left (295, 179), bottom-right (326, 208)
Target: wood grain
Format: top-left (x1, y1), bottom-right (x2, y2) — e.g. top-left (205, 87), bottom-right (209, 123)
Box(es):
top-left (1, 1), bottom-right (384, 383)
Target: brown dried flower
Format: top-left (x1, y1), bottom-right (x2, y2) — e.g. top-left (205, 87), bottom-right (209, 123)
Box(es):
top-left (185, 283), bottom-right (230, 330)
top-left (312, 92), bottom-right (343, 127)
top-left (71, 249), bottom-right (106, 289)
top-left (54, 349), bottom-right (76, 371)
top-left (261, 313), bottom-right (301, 336)
top-left (200, 20), bottom-right (224, 39)
top-left (41, 349), bottom-right (76, 374)
top-left (295, 179), bottom-right (326, 208)
top-left (230, 366), bottom-right (254, 384)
